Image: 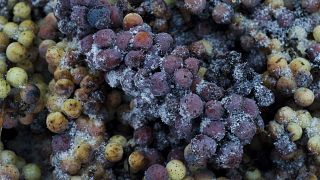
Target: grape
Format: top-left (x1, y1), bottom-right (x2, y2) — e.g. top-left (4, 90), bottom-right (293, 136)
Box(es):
top-left (216, 140), bottom-right (243, 169)
top-left (197, 82), bottom-right (225, 102)
top-left (52, 134), bottom-right (70, 153)
top-left (96, 49), bottom-right (122, 71)
top-left (171, 46), bottom-right (190, 59)
top-left (94, 29), bottom-right (115, 48)
top-left (124, 50), bottom-right (145, 68)
top-left (180, 93), bottom-right (204, 118)
top-left (162, 55), bottom-right (183, 74)
top-left (212, 3), bottom-right (234, 24)
top-left (222, 94), bottom-right (243, 113)
top-left (200, 120), bottom-right (225, 141)
top-left (184, 57), bottom-right (199, 75)
top-left (184, 0), bottom-right (207, 14)
top-left (167, 148), bottom-right (184, 161)
top-left (274, 134), bottom-right (297, 157)
top-left (295, 70), bottom-right (313, 87)
top-left (150, 72), bottom-right (170, 96)
top-left (276, 9), bottom-right (294, 28)
top-left (79, 34), bottom-right (93, 53)
top-left (133, 126), bottom-right (153, 146)
top-left (87, 6), bottom-right (111, 29)
top-left (242, 98), bottom-right (259, 118)
top-left (204, 100), bottom-right (224, 120)
top-left (232, 118), bottom-right (256, 142)
top-left (115, 31), bottom-right (132, 51)
top-left (109, 6), bottom-right (123, 28)
top-left (143, 148), bottom-right (164, 166)
top-left (71, 6), bottom-right (89, 29)
top-left (241, 0), bottom-right (261, 9)
top-left (173, 117), bottom-right (192, 140)
top-left (133, 31), bottom-right (153, 50)
top-left (145, 164), bottom-right (169, 180)
top-left (174, 68), bottom-right (193, 89)
top-left (190, 134), bottom-right (217, 159)
top-left (193, 170), bottom-right (216, 180)
top-left (154, 33), bottom-right (173, 55)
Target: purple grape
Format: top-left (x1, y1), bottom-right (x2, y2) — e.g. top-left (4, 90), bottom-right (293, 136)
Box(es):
top-left (125, 50), bottom-right (145, 68)
top-left (70, 0), bottom-right (91, 6)
top-left (154, 33), bottom-right (173, 55)
top-left (80, 34), bottom-right (93, 53)
top-left (301, 0), bottom-right (320, 13)
top-left (173, 117), bottom-right (192, 140)
top-left (200, 120), bottom-right (225, 141)
top-left (212, 3), bottom-right (234, 24)
top-left (197, 82), bottom-right (225, 102)
top-left (143, 149), bottom-right (164, 166)
top-left (171, 46), bottom-right (190, 59)
top-left (216, 141), bottom-right (243, 169)
top-left (190, 134), bottom-right (217, 159)
top-left (204, 100), bottom-right (224, 120)
top-left (194, 170), bottom-right (216, 180)
top-left (184, 57), bottom-right (199, 74)
top-left (276, 9), bottom-right (294, 28)
top-left (233, 119), bottom-right (256, 142)
top-left (145, 164), bottom-right (169, 180)
top-left (52, 134), bottom-right (71, 153)
top-left (242, 98), bottom-right (259, 119)
top-left (174, 68), bottom-right (193, 89)
top-left (184, 0), bottom-right (206, 14)
top-left (109, 6), bottom-right (123, 28)
top-left (180, 93), bottom-right (204, 118)
top-left (162, 55), bottom-right (183, 74)
top-left (150, 72), bottom-right (170, 96)
top-left (134, 126), bottom-right (153, 146)
top-left (241, 0), bottom-right (261, 9)
top-left (222, 94), bottom-right (243, 113)
top-left (94, 29), bottom-right (116, 48)
top-left (295, 70), bottom-right (313, 87)
top-left (274, 134), bottom-right (297, 157)
top-left (71, 6), bottom-right (89, 29)
top-left (116, 31), bottom-right (132, 51)
top-left (306, 44), bottom-right (320, 63)
top-left (167, 148), bottom-right (184, 161)
top-left (96, 49), bottom-right (122, 71)
top-left (87, 6), bottom-right (111, 29)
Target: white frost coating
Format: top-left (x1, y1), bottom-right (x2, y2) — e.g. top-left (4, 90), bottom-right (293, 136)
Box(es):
top-left (106, 70), bottom-right (121, 87)
top-left (306, 118), bottom-right (320, 138)
top-left (199, 118), bottom-right (212, 133)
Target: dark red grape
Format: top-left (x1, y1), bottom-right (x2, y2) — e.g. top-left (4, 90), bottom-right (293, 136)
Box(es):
top-left (94, 29), bottom-right (116, 48)
top-left (143, 148), bottom-right (164, 166)
top-left (87, 6), bottom-right (111, 29)
top-left (306, 43), bottom-right (320, 63)
top-left (204, 100), bottom-right (224, 120)
top-left (162, 55), bottom-right (183, 74)
top-left (145, 164), bottom-right (169, 180)
top-left (133, 31), bottom-right (153, 50)
top-left (116, 31), bottom-right (132, 51)
top-left (180, 93), bottom-right (204, 118)
top-left (110, 6), bottom-right (123, 28)
top-left (96, 49), bottom-right (122, 71)
top-left (134, 126), bottom-right (153, 146)
top-left (150, 72), bottom-right (170, 96)
top-left (276, 9), bottom-right (294, 28)
top-left (174, 68), bottom-right (193, 89)
top-left (200, 120), bottom-right (225, 141)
